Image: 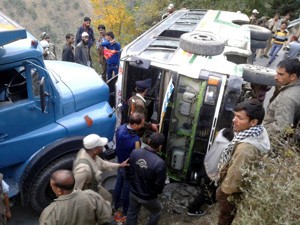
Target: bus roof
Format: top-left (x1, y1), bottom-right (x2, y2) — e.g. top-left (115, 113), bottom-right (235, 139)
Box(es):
top-left (122, 9), bottom-right (250, 65)
top-left (0, 11), bottom-right (27, 46)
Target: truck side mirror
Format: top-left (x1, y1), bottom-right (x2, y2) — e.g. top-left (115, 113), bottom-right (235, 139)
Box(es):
top-left (40, 77), bottom-right (50, 113)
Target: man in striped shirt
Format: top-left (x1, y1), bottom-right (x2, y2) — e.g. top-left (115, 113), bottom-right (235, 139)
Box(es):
top-left (267, 22), bottom-right (289, 66)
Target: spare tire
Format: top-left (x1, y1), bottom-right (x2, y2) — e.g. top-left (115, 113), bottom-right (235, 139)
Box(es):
top-left (242, 24), bottom-right (272, 41)
top-left (180, 31), bottom-right (226, 56)
top-left (241, 64), bottom-right (277, 86)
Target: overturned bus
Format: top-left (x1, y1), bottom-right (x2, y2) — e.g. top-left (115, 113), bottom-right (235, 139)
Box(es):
top-left (114, 9), bottom-right (275, 184)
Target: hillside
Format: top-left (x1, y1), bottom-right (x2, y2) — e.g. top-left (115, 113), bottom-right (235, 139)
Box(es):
top-left (0, 0), bottom-right (93, 59)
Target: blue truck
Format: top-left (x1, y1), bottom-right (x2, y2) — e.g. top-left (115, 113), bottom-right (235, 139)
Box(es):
top-left (0, 12), bottom-right (116, 212)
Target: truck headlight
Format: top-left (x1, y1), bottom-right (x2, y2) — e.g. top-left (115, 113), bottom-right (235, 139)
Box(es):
top-left (204, 76), bottom-right (220, 105)
top-left (204, 85), bottom-right (218, 105)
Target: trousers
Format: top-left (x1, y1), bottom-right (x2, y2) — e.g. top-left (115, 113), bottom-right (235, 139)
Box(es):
top-left (126, 192), bottom-right (161, 225)
top-left (114, 168), bottom-right (130, 215)
top-left (216, 187), bottom-right (236, 225)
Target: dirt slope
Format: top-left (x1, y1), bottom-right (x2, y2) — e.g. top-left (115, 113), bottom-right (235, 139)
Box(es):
top-left (0, 0), bottom-right (93, 58)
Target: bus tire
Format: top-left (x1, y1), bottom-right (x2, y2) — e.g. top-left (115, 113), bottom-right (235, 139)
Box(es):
top-left (241, 64), bottom-right (277, 86)
top-left (29, 153), bottom-right (76, 213)
top-left (180, 32), bottom-right (225, 56)
top-left (251, 39), bottom-right (268, 49)
top-left (232, 20), bottom-right (249, 26)
top-left (242, 24), bottom-right (272, 41)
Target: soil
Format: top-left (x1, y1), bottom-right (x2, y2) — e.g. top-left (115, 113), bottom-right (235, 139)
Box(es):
top-left (128, 183), bottom-right (219, 225)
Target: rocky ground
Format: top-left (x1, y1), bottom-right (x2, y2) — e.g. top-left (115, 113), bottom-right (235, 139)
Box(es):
top-left (134, 183), bottom-right (219, 225)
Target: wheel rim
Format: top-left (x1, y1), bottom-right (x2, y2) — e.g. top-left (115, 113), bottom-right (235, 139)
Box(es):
top-left (191, 33), bottom-right (216, 42)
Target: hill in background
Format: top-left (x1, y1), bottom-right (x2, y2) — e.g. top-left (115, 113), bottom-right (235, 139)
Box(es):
top-left (0, 0), bottom-right (93, 59)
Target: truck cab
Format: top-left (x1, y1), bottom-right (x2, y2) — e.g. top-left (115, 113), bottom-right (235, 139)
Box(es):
top-left (115, 9), bottom-right (274, 184)
top-left (0, 11), bottom-right (116, 212)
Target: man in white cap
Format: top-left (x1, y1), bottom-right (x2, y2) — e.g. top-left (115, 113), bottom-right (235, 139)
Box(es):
top-left (73, 134), bottom-right (129, 203)
top-left (74, 31), bottom-right (92, 67)
top-left (162, 4), bottom-right (175, 20)
top-left (250, 9), bottom-right (259, 24)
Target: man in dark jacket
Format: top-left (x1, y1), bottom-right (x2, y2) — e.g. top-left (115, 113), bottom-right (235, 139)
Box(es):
top-left (74, 32), bottom-right (92, 67)
top-left (62, 33), bottom-right (75, 62)
top-left (113, 112), bottom-right (144, 222)
top-left (75, 17), bottom-right (95, 49)
top-left (126, 133), bottom-right (166, 225)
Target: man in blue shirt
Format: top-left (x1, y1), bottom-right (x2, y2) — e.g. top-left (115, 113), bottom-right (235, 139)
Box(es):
top-left (101, 31), bottom-right (121, 81)
top-left (113, 112), bottom-right (145, 222)
top-left (101, 31), bottom-right (121, 106)
top-left (283, 35), bottom-right (300, 60)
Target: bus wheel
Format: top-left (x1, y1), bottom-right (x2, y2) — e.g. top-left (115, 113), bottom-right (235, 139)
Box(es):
top-left (251, 39), bottom-right (268, 49)
top-left (241, 64), bottom-right (277, 86)
top-left (242, 24), bottom-right (272, 41)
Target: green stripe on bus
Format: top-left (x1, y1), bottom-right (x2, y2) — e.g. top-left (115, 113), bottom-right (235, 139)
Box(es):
top-left (214, 11), bottom-right (239, 28)
top-left (189, 54), bottom-right (197, 63)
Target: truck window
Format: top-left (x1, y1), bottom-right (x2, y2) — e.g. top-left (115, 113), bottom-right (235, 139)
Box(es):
top-left (0, 66), bottom-right (28, 104)
top-left (31, 67), bottom-right (41, 97)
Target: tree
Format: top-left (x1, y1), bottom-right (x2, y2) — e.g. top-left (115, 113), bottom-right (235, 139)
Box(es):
top-left (267, 0), bottom-right (300, 19)
top-left (91, 0), bottom-right (137, 45)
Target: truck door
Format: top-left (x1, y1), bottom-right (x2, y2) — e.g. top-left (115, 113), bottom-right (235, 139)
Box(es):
top-left (0, 63), bottom-right (56, 169)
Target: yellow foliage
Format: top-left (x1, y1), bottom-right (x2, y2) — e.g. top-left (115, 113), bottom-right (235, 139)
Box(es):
top-left (91, 0), bottom-right (136, 46)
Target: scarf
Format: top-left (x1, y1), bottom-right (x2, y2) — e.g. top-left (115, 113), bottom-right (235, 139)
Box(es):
top-left (217, 124), bottom-right (263, 175)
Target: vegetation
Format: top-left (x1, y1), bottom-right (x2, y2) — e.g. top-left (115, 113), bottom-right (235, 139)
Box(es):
top-left (172, 0), bottom-right (300, 20)
top-left (234, 127), bottom-right (300, 225)
top-left (91, 0), bottom-right (137, 45)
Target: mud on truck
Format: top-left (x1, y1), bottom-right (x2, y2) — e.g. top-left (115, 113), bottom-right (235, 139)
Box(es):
top-left (0, 12), bottom-right (116, 212)
top-left (114, 9), bottom-right (276, 184)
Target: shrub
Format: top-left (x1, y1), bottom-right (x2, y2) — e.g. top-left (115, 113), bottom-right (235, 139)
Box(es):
top-left (234, 127), bottom-right (300, 225)
top-left (28, 7), bottom-right (37, 21)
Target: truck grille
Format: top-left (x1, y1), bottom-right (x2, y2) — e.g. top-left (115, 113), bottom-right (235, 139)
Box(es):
top-left (194, 105), bottom-right (216, 153)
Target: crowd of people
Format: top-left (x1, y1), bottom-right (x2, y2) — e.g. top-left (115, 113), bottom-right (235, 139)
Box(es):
top-left (249, 9), bottom-right (300, 66)
top-left (37, 57), bottom-right (300, 225)
top-left (39, 16), bottom-right (121, 85)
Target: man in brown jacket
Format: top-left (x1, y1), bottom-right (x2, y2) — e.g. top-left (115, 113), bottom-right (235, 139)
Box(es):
top-left (73, 134), bottom-right (129, 203)
top-left (216, 99), bottom-right (270, 225)
top-left (39, 170), bottom-right (112, 225)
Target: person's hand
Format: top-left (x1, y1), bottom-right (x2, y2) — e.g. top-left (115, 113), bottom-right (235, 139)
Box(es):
top-left (151, 123), bottom-right (159, 132)
top-left (119, 158), bottom-right (129, 167)
top-left (110, 39), bottom-right (116, 44)
top-left (5, 209), bottom-right (11, 221)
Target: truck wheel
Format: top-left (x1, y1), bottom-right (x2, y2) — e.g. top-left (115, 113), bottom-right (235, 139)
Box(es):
top-left (29, 153), bottom-right (76, 213)
top-left (251, 39), bottom-right (268, 49)
top-left (242, 24), bottom-right (271, 41)
top-left (241, 64), bottom-right (277, 86)
top-left (179, 32), bottom-right (225, 56)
